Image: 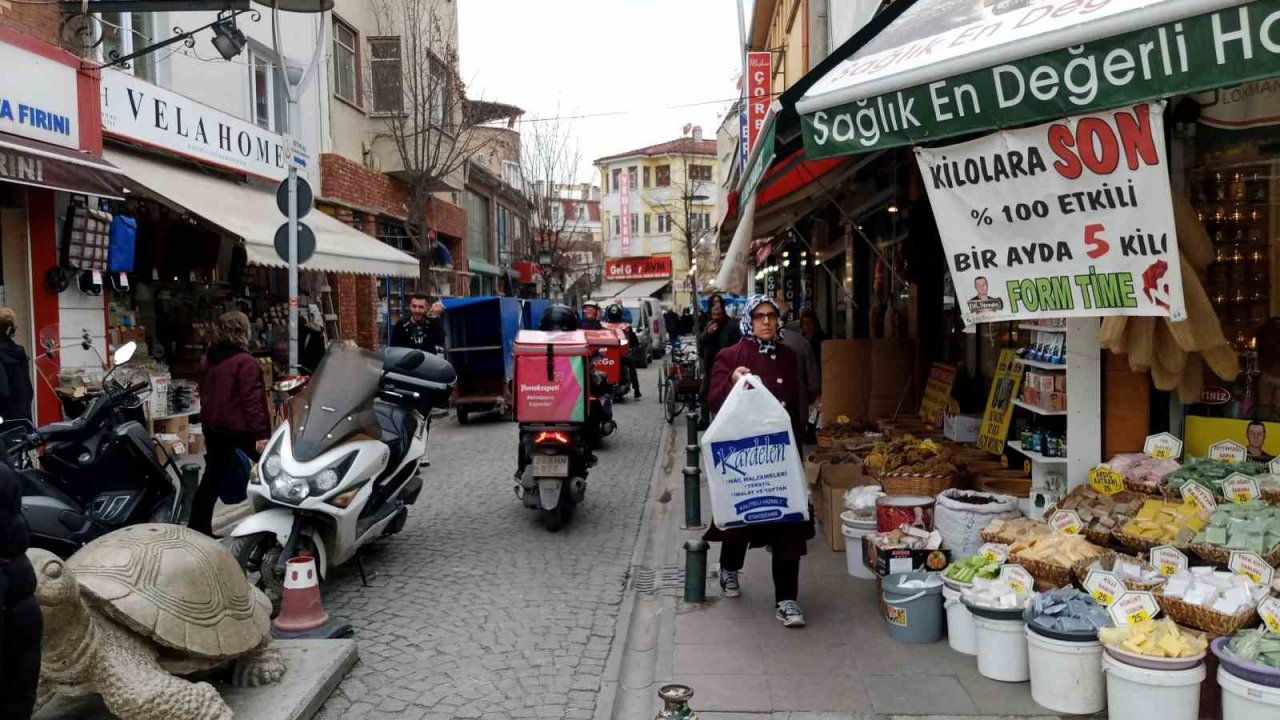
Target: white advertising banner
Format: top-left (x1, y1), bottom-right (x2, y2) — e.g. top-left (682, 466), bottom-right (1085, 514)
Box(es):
top-left (0, 41), bottom-right (79, 149)
top-left (916, 101), bottom-right (1185, 326)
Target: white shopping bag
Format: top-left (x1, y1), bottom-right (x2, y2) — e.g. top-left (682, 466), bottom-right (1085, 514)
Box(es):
top-left (700, 374), bottom-right (810, 530)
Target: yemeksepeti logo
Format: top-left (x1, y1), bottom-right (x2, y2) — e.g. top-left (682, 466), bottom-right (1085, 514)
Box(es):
top-left (709, 431), bottom-right (791, 477)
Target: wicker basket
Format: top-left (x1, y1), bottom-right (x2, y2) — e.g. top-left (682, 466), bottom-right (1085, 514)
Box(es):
top-left (1074, 551), bottom-right (1167, 592)
top-left (1112, 527), bottom-right (1190, 554)
top-left (1159, 483), bottom-right (1225, 505)
top-left (880, 471), bottom-right (954, 496)
top-left (1154, 591), bottom-right (1260, 636)
top-left (1189, 543), bottom-right (1280, 568)
top-left (1123, 478), bottom-right (1163, 496)
top-left (1010, 553), bottom-right (1077, 590)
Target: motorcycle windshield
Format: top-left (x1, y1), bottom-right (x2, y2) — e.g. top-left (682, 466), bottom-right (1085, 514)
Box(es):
top-left (289, 345), bottom-right (383, 462)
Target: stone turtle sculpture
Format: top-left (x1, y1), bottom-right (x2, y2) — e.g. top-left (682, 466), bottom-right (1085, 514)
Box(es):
top-left (29, 524), bottom-right (285, 720)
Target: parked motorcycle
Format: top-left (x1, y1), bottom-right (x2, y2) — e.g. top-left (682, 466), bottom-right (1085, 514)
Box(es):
top-left (228, 345), bottom-right (455, 597)
top-left (6, 342), bottom-right (196, 557)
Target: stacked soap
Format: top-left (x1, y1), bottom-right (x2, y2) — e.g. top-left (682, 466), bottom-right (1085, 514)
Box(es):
top-left (1027, 587), bottom-right (1111, 635)
top-left (1192, 500), bottom-right (1280, 554)
top-left (1162, 568), bottom-right (1268, 615)
top-left (962, 576), bottom-right (1033, 610)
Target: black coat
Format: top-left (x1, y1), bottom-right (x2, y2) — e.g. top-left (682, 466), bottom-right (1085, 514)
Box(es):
top-left (391, 317), bottom-right (445, 352)
top-left (0, 452), bottom-right (41, 720)
top-left (0, 340), bottom-right (33, 423)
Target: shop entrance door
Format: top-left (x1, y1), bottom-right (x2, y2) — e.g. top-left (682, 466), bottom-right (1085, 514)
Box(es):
top-left (0, 206), bottom-right (32, 357)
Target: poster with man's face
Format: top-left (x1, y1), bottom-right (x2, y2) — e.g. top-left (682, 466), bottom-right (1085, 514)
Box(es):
top-left (967, 276), bottom-right (1004, 315)
top-left (1186, 416), bottom-right (1279, 462)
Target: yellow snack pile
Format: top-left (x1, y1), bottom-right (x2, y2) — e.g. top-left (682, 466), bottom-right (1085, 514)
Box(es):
top-left (1009, 533), bottom-right (1105, 567)
top-left (1120, 499), bottom-right (1208, 545)
top-left (1098, 618), bottom-right (1207, 658)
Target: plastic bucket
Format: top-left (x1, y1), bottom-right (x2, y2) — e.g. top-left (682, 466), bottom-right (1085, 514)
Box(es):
top-left (1102, 654), bottom-right (1204, 720)
top-left (1219, 667), bottom-right (1280, 719)
top-left (972, 615), bottom-right (1029, 682)
top-left (842, 516), bottom-right (877, 580)
top-left (1026, 626), bottom-right (1105, 715)
top-left (943, 585), bottom-right (976, 656)
top-left (880, 571), bottom-right (944, 644)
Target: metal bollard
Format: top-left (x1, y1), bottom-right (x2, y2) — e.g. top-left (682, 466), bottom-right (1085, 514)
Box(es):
top-left (685, 411), bottom-right (700, 464)
top-left (655, 683), bottom-right (699, 719)
top-left (682, 539), bottom-right (707, 604)
top-left (683, 411), bottom-right (703, 528)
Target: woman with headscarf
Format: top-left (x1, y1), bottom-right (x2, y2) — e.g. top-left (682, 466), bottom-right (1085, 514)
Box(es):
top-left (194, 311), bottom-right (270, 536)
top-left (703, 294), bottom-right (815, 628)
top-left (697, 294), bottom-right (741, 413)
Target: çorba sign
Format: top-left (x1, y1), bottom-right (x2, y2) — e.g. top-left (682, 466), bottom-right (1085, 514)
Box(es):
top-left (100, 69), bottom-right (291, 182)
top-left (604, 256), bottom-right (672, 280)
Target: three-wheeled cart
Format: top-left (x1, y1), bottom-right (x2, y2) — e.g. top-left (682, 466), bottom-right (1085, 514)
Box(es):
top-left (442, 296), bottom-right (521, 423)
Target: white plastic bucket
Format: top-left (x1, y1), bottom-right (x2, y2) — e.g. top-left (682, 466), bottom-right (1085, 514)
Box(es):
top-left (1101, 654), bottom-right (1203, 720)
top-left (1219, 667), bottom-right (1280, 719)
top-left (943, 585), bottom-right (975, 656)
top-left (841, 518), bottom-right (876, 580)
top-left (972, 615), bottom-right (1029, 682)
top-left (1026, 627), bottom-right (1105, 715)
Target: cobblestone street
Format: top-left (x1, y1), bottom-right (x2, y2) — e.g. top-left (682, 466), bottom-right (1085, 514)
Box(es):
top-left (314, 366), bottom-right (667, 720)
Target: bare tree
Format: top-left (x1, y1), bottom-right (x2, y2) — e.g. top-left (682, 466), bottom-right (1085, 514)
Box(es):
top-left (644, 144), bottom-right (716, 317)
top-left (521, 113), bottom-right (593, 300)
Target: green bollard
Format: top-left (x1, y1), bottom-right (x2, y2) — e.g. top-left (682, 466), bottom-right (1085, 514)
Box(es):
top-left (682, 539), bottom-right (708, 604)
top-left (682, 467), bottom-right (703, 529)
top-left (655, 683), bottom-right (699, 719)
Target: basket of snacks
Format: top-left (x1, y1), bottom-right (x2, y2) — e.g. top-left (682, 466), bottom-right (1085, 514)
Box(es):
top-left (1074, 551), bottom-right (1167, 592)
top-left (1188, 499), bottom-right (1280, 567)
top-left (1009, 534), bottom-right (1106, 590)
top-left (980, 517), bottom-right (1051, 545)
top-left (1112, 498), bottom-right (1207, 552)
top-left (1154, 568), bottom-right (1268, 636)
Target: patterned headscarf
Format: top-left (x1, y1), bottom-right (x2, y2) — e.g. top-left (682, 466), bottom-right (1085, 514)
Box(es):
top-left (740, 294), bottom-right (783, 354)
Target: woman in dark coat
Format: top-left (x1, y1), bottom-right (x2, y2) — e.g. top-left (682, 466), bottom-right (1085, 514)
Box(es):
top-left (704, 295), bottom-right (815, 628)
top-left (697, 294), bottom-right (741, 411)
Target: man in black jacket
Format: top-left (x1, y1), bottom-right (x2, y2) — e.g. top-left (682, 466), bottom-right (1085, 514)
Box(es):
top-left (0, 447), bottom-right (41, 720)
top-left (0, 308), bottom-right (33, 422)
top-left (391, 294), bottom-right (445, 354)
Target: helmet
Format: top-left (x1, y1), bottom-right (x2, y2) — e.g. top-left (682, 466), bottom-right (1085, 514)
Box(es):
top-left (582, 300), bottom-right (601, 312)
top-left (604, 304), bottom-right (624, 322)
top-left (539, 304), bottom-right (579, 331)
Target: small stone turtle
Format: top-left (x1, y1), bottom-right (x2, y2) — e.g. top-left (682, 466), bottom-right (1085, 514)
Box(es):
top-left (29, 524), bottom-right (285, 720)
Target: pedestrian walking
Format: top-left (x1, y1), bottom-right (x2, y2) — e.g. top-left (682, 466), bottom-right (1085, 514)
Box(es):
top-left (0, 436), bottom-right (42, 720)
top-left (391, 294), bottom-right (446, 353)
top-left (774, 295), bottom-right (820, 442)
top-left (800, 309), bottom-right (828, 374)
top-left (663, 305), bottom-right (681, 346)
top-left (193, 311), bottom-right (270, 537)
top-left (0, 308), bottom-right (34, 423)
top-left (697, 294), bottom-right (741, 418)
top-left (704, 294), bottom-right (815, 627)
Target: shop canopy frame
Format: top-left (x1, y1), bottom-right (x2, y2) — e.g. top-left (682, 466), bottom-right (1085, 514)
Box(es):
top-left (104, 146), bottom-right (420, 278)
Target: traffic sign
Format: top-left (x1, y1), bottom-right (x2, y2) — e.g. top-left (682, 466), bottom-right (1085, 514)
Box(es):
top-left (274, 222), bottom-right (316, 264)
top-left (276, 176), bottom-right (314, 218)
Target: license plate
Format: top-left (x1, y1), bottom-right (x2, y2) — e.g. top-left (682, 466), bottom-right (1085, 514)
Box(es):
top-left (532, 454), bottom-right (569, 477)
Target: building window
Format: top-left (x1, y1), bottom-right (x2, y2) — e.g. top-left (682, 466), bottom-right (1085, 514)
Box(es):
top-left (643, 214), bottom-right (651, 234)
top-left (333, 18), bottom-right (360, 106)
top-left (463, 190), bottom-right (490, 261)
top-left (502, 160), bottom-right (523, 192)
top-left (369, 37), bottom-right (403, 115)
top-left (643, 167), bottom-right (650, 188)
top-left (690, 212), bottom-right (712, 232)
top-left (576, 204), bottom-right (586, 221)
top-left (630, 214), bottom-right (638, 234)
top-left (689, 164), bottom-right (714, 182)
top-left (96, 12), bottom-right (157, 82)
top-left (248, 49), bottom-right (289, 132)
top-left (550, 202), bottom-right (564, 224)
top-left (627, 166), bottom-right (638, 188)
top-left (496, 205), bottom-right (511, 261)
top-left (429, 55), bottom-right (451, 127)
top-left (613, 216), bottom-right (620, 235)
top-left (657, 214), bottom-right (670, 233)
top-left (655, 165), bottom-right (671, 187)
top-left (611, 168), bottom-right (621, 192)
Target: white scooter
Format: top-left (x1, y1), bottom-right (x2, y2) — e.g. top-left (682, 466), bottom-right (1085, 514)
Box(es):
top-left (228, 345), bottom-right (455, 600)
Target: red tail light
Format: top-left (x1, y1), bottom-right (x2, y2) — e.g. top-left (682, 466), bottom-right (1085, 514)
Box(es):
top-left (535, 431), bottom-right (571, 445)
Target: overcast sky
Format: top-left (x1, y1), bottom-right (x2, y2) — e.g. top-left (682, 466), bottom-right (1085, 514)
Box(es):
top-left (458, 0), bottom-right (745, 183)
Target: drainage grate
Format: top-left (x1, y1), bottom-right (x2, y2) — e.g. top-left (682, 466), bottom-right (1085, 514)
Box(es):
top-left (629, 565), bottom-right (685, 594)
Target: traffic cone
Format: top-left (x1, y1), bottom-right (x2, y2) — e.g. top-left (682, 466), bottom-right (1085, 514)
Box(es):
top-left (270, 556), bottom-right (352, 639)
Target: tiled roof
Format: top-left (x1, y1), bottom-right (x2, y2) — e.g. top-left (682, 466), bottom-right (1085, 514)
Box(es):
top-left (594, 137), bottom-right (717, 164)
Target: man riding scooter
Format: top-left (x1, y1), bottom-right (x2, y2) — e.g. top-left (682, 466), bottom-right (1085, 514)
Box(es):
top-left (538, 305), bottom-right (608, 463)
top-left (604, 303), bottom-right (642, 401)
top-left (580, 301), bottom-right (603, 330)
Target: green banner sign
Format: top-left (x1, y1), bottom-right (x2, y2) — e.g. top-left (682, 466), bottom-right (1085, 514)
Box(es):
top-left (802, 0), bottom-right (1280, 157)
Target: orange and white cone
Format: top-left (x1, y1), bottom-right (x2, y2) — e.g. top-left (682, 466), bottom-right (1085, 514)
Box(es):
top-left (272, 556), bottom-right (330, 633)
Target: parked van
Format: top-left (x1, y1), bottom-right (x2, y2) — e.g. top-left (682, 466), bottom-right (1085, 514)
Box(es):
top-left (589, 298), bottom-right (654, 367)
top-left (620, 296), bottom-right (665, 358)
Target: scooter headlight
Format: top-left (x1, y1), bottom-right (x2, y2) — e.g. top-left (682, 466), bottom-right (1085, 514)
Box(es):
top-left (270, 474), bottom-right (310, 503)
top-left (263, 453), bottom-right (282, 479)
top-left (312, 468), bottom-right (341, 493)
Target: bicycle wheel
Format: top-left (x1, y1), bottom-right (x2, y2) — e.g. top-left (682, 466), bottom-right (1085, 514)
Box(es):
top-left (664, 377), bottom-right (680, 424)
top-left (657, 364), bottom-right (668, 404)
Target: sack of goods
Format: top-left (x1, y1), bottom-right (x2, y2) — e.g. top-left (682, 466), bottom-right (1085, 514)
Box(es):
top-left (701, 374), bottom-right (809, 530)
top-left (934, 489), bottom-right (1021, 558)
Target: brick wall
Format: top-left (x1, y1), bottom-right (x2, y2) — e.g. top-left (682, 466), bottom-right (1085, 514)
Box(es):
top-left (320, 153), bottom-right (409, 218)
top-left (0, 1), bottom-right (60, 45)
top-left (331, 273), bottom-right (359, 343)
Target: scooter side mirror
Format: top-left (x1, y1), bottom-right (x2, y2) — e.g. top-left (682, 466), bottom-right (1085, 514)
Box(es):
top-left (113, 341), bottom-right (137, 366)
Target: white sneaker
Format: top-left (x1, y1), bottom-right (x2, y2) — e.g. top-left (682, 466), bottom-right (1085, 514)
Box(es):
top-left (719, 570), bottom-right (741, 598)
top-left (775, 600), bottom-right (806, 627)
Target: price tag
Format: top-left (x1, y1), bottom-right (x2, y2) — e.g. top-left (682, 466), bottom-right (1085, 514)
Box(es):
top-left (999, 565), bottom-right (1033, 595)
top-left (1221, 473), bottom-right (1260, 503)
top-left (1107, 591), bottom-right (1160, 627)
top-left (1144, 432), bottom-right (1183, 460)
top-left (1150, 546), bottom-right (1189, 577)
top-left (1259, 597), bottom-right (1280, 634)
top-left (1084, 569), bottom-right (1125, 606)
top-left (117, 272), bottom-right (129, 289)
top-left (1208, 439), bottom-right (1248, 464)
top-left (979, 543), bottom-right (1009, 564)
top-left (1050, 510), bottom-right (1083, 535)
top-left (1181, 484), bottom-right (1217, 514)
top-left (91, 269), bottom-right (102, 285)
top-left (1088, 466), bottom-right (1124, 496)
top-left (1229, 550), bottom-right (1276, 586)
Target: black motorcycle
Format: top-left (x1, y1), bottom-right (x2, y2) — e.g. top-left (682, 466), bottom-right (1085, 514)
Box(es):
top-left (4, 342), bottom-right (196, 557)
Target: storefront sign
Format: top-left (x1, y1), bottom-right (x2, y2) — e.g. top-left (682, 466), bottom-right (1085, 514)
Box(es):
top-left (1229, 550), bottom-right (1275, 586)
top-left (0, 144), bottom-right (122, 198)
top-left (746, 51), bottom-right (772, 153)
top-left (100, 69), bottom-right (289, 182)
top-left (977, 350), bottom-right (1023, 455)
top-left (1088, 466), bottom-right (1124, 496)
top-left (1050, 510), bottom-right (1083, 535)
top-left (604, 256), bottom-right (671, 280)
top-left (1150, 546), bottom-right (1188, 577)
top-left (919, 362), bottom-right (958, 425)
top-left (917, 102), bottom-right (1185, 326)
top-left (0, 41), bottom-right (79, 149)
top-left (979, 542), bottom-right (1008, 564)
top-left (1208, 438), bottom-right (1248, 464)
top-left (1200, 386), bottom-right (1232, 405)
top-left (1181, 483), bottom-right (1217, 514)
top-left (999, 564), bottom-right (1033, 595)
top-left (802, 1), bottom-right (1280, 156)
top-left (1143, 432), bottom-right (1183, 460)
top-left (1187, 416), bottom-right (1278, 462)
top-left (1221, 473), bottom-right (1260, 503)
top-left (1259, 596), bottom-right (1280, 634)
top-left (618, 169), bottom-right (631, 256)
top-left (1108, 591), bottom-right (1159, 626)
top-left (1084, 569), bottom-right (1124, 606)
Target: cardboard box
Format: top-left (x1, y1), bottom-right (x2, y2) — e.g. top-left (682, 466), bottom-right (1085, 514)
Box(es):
top-left (1054, 373), bottom-right (1067, 393)
top-left (154, 415), bottom-right (189, 437)
top-left (861, 534), bottom-right (952, 577)
top-left (943, 413), bottom-right (981, 443)
top-left (816, 457), bottom-right (878, 552)
top-left (1047, 392), bottom-right (1067, 412)
top-left (154, 433), bottom-right (186, 461)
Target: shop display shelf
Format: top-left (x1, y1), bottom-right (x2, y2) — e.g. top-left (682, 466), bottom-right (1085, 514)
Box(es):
top-left (1007, 440), bottom-right (1068, 466)
top-left (1012, 399), bottom-right (1067, 417)
top-left (1018, 323), bottom-right (1066, 333)
top-left (1018, 357), bottom-right (1067, 371)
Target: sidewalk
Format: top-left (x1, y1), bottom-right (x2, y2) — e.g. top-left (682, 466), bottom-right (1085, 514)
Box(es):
top-left (667, 442), bottom-right (1070, 719)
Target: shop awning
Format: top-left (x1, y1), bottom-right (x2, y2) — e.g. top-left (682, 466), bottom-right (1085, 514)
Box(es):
top-left (467, 258), bottom-right (501, 275)
top-left (0, 132), bottom-right (126, 199)
top-left (598, 279), bottom-right (670, 298)
top-left (796, 0), bottom-right (1254, 155)
top-left (103, 147), bottom-right (420, 278)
